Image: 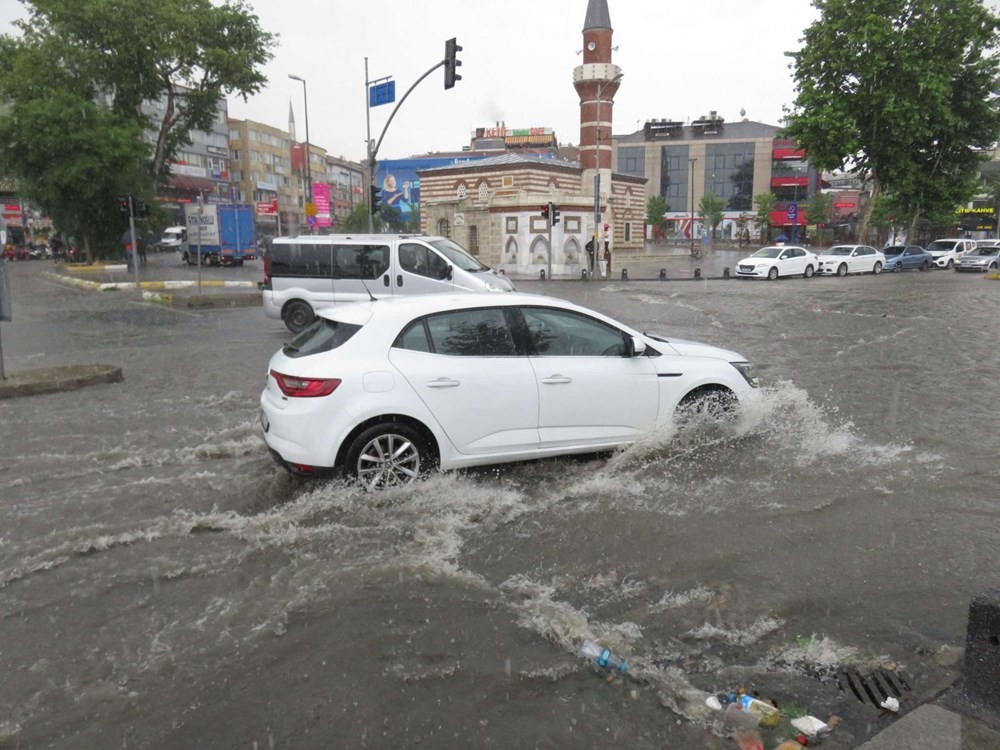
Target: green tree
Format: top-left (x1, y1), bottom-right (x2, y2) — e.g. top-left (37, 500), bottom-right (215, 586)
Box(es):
top-left (0, 0), bottom-right (275, 257)
top-left (342, 203), bottom-right (373, 233)
top-left (805, 191), bottom-right (834, 241)
top-left (784, 0), bottom-right (1000, 242)
top-left (698, 193), bottom-right (726, 242)
top-left (754, 192), bottom-right (776, 244)
top-left (646, 194), bottom-right (668, 240)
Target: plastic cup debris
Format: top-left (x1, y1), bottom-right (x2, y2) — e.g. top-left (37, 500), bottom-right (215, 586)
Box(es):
top-left (791, 715), bottom-right (831, 737)
top-left (880, 696), bottom-right (900, 712)
top-left (706, 695), bottom-right (723, 711)
top-left (738, 695), bottom-right (781, 728)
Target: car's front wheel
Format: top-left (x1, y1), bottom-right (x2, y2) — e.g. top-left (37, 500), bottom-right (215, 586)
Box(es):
top-left (837, 263), bottom-right (848, 277)
top-left (803, 264), bottom-right (815, 279)
top-left (873, 261), bottom-right (883, 274)
top-left (767, 266), bottom-right (779, 281)
top-left (893, 262), bottom-right (902, 272)
top-left (674, 387), bottom-right (737, 428)
top-left (920, 260), bottom-right (930, 271)
top-left (344, 423), bottom-right (431, 490)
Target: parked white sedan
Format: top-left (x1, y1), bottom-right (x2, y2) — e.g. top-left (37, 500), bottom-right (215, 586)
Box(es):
top-left (815, 245), bottom-right (886, 276)
top-left (735, 246), bottom-right (818, 280)
top-left (260, 293), bottom-right (761, 489)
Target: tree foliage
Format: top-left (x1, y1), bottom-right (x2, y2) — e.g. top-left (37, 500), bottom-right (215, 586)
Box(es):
top-left (0, 0), bottom-right (275, 256)
top-left (645, 194), bottom-right (668, 238)
top-left (698, 193), bottom-right (726, 240)
top-left (785, 0), bottom-right (1000, 240)
top-left (754, 192), bottom-right (777, 243)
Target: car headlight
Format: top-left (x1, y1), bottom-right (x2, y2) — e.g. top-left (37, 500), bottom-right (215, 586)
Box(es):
top-left (484, 281), bottom-right (505, 292)
top-left (730, 361), bottom-right (760, 388)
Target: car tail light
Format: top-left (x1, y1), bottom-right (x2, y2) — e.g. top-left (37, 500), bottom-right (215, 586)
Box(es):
top-left (270, 370), bottom-right (341, 398)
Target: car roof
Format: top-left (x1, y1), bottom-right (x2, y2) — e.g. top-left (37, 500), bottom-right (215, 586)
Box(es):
top-left (316, 292), bottom-right (617, 327)
top-left (272, 234), bottom-right (445, 244)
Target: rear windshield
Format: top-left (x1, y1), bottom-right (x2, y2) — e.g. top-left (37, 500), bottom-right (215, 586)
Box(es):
top-left (282, 319), bottom-right (361, 358)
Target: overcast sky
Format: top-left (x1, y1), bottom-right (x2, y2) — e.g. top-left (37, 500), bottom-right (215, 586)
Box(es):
top-left (1, 1), bottom-right (993, 165)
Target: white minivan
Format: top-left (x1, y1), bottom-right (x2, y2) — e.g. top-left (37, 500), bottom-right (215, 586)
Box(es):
top-left (261, 234), bottom-right (517, 332)
top-left (925, 238), bottom-right (977, 269)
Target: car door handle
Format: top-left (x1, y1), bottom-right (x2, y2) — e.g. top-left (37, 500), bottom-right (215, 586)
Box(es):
top-left (539, 375), bottom-right (572, 385)
top-left (397, 274), bottom-right (403, 286)
top-left (426, 377), bottom-right (460, 388)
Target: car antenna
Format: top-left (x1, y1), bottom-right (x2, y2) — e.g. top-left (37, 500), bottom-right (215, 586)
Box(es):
top-left (360, 277), bottom-right (378, 302)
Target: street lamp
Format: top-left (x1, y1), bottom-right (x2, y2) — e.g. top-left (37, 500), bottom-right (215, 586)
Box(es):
top-left (689, 157), bottom-right (697, 257)
top-left (593, 72), bottom-right (623, 277)
top-left (288, 74), bottom-right (312, 209)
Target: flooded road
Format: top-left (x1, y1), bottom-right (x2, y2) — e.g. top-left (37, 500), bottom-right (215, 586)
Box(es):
top-left (1, 262), bottom-right (997, 748)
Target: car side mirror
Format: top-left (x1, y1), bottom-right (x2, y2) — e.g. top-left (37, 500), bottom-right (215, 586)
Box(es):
top-left (626, 336), bottom-right (646, 357)
top-left (439, 264), bottom-right (452, 281)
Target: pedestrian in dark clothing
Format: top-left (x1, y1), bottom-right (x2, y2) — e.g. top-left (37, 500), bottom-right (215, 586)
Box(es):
top-left (585, 237), bottom-right (596, 274)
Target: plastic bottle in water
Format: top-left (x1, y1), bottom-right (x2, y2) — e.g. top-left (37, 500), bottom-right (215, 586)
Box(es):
top-left (579, 640), bottom-right (628, 674)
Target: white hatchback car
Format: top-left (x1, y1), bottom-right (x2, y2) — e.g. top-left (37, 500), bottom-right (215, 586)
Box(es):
top-left (815, 244), bottom-right (886, 276)
top-left (735, 246), bottom-right (818, 280)
top-left (260, 293), bottom-right (761, 489)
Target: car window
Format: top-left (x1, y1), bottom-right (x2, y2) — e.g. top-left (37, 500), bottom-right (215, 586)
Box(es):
top-left (400, 242), bottom-right (450, 280)
top-left (394, 319), bottom-right (432, 352)
top-left (424, 308), bottom-right (517, 356)
top-left (520, 306), bottom-right (626, 357)
top-left (282, 319), bottom-right (362, 358)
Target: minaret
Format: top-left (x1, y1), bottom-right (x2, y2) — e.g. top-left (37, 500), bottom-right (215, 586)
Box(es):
top-left (574, 0), bottom-right (621, 201)
top-left (288, 99), bottom-right (296, 141)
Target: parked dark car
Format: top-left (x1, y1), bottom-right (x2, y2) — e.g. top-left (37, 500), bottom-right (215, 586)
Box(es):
top-left (882, 245), bottom-right (932, 272)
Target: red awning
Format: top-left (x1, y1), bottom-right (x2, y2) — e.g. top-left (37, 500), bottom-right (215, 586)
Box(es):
top-left (771, 176), bottom-right (809, 188)
top-left (168, 175), bottom-right (221, 193)
top-left (773, 148), bottom-right (806, 160)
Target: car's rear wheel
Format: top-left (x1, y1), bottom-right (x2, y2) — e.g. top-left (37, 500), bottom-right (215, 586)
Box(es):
top-left (837, 263), bottom-right (848, 277)
top-left (803, 264), bottom-right (815, 279)
top-left (674, 386), bottom-right (737, 428)
top-left (344, 423), bottom-right (430, 490)
top-left (767, 266), bottom-right (779, 280)
top-left (873, 261), bottom-right (883, 274)
top-left (283, 300), bottom-right (315, 334)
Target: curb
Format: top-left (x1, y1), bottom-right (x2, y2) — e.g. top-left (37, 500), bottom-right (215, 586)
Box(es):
top-left (0, 364), bottom-right (123, 400)
top-left (41, 272), bottom-right (260, 306)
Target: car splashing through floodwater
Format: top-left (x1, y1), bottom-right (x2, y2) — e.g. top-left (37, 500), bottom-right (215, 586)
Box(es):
top-left (0, 264), bottom-right (995, 748)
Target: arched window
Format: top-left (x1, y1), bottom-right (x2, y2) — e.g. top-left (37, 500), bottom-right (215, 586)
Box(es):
top-left (477, 181), bottom-right (490, 202)
top-left (456, 183), bottom-right (468, 200)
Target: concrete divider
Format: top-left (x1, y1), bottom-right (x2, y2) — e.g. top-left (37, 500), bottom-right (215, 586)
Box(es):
top-left (963, 587), bottom-right (1000, 710)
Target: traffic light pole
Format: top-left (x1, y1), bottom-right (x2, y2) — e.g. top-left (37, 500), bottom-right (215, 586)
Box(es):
top-left (366, 41), bottom-right (458, 233)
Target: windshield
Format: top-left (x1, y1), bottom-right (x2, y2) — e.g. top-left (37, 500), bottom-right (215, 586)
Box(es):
top-left (926, 240), bottom-right (958, 253)
top-left (428, 238), bottom-right (490, 272)
top-left (826, 246), bottom-right (854, 256)
top-left (974, 247), bottom-right (998, 256)
top-left (751, 247), bottom-right (783, 258)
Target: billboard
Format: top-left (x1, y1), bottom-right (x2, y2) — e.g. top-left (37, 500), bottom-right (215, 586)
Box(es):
top-left (376, 155), bottom-right (492, 221)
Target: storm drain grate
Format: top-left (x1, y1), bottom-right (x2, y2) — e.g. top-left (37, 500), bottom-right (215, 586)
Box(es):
top-left (836, 667), bottom-right (911, 710)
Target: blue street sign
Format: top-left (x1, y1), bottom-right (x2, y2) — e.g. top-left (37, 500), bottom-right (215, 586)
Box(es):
top-left (369, 81), bottom-right (396, 108)
top-left (787, 203), bottom-right (798, 222)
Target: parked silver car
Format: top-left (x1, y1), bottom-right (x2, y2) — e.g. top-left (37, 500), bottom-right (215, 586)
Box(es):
top-left (954, 242), bottom-right (1000, 272)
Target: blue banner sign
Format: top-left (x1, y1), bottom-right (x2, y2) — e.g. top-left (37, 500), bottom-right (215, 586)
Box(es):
top-left (369, 81), bottom-right (396, 108)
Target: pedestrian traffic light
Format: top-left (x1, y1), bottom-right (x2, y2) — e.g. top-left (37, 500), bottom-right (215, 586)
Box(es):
top-left (370, 184), bottom-right (381, 216)
top-left (550, 203), bottom-right (561, 225)
top-left (540, 205), bottom-right (549, 220)
top-left (444, 37), bottom-right (462, 90)
top-left (118, 195), bottom-right (132, 220)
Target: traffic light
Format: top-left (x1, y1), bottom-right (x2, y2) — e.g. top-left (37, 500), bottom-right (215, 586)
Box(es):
top-left (118, 195), bottom-right (132, 220)
top-left (370, 184), bottom-right (381, 216)
top-left (540, 205), bottom-right (549, 221)
top-left (444, 37), bottom-right (462, 89)
top-left (550, 203), bottom-right (561, 225)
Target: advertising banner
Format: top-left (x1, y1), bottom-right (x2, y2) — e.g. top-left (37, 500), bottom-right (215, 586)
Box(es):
top-left (312, 183), bottom-right (331, 227)
top-left (376, 155), bottom-right (492, 222)
top-left (256, 199), bottom-right (278, 216)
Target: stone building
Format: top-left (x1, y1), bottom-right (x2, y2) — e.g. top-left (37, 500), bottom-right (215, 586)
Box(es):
top-left (415, 0), bottom-right (646, 276)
